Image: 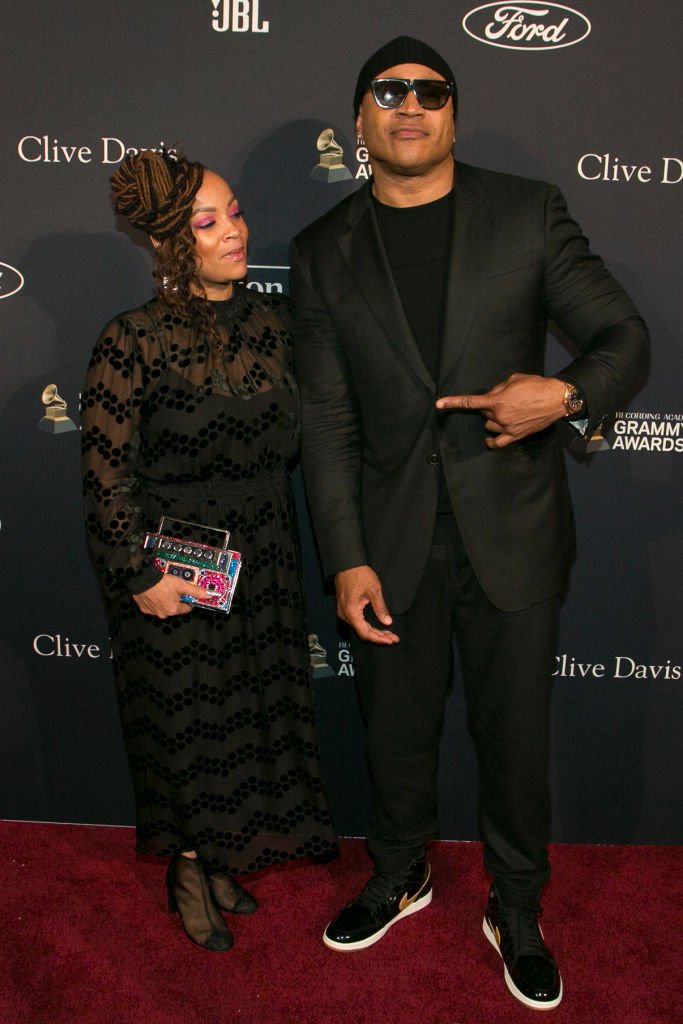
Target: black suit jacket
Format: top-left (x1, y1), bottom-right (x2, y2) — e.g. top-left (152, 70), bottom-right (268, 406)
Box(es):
top-left (290, 162), bottom-right (649, 613)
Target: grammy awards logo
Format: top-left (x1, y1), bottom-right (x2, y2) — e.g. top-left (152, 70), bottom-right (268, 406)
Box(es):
top-left (310, 129), bottom-right (352, 183)
top-left (37, 384), bottom-right (77, 434)
top-left (570, 412), bottom-right (683, 455)
top-left (308, 633), bottom-right (335, 678)
top-left (610, 411), bottom-right (683, 453)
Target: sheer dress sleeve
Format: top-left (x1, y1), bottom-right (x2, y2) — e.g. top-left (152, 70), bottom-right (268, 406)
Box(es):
top-left (81, 312), bottom-right (163, 600)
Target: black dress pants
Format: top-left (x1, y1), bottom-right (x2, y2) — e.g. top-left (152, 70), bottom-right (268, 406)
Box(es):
top-left (350, 514), bottom-right (560, 908)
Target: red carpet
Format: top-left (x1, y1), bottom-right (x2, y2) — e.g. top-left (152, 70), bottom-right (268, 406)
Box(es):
top-left (2, 821), bottom-right (680, 1024)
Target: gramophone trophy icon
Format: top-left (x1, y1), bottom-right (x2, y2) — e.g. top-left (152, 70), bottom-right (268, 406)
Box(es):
top-left (308, 633), bottom-right (335, 678)
top-left (310, 129), bottom-right (352, 183)
top-left (569, 419), bottom-right (611, 454)
top-left (585, 423), bottom-right (611, 453)
top-left (37, 384), bottom-right (77, 433)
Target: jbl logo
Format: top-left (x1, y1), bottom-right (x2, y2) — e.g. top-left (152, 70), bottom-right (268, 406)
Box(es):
top-left (211, 0), bottom-right (270, 33)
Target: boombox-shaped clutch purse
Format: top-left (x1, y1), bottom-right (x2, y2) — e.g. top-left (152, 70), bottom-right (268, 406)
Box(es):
top-left (143, 517), bottom-right (242, 613)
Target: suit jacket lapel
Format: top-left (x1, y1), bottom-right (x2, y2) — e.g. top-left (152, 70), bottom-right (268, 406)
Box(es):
top-left (337, 186), bottom-right (434, 390)
top-left (439, 162), bottom-right (500, 384)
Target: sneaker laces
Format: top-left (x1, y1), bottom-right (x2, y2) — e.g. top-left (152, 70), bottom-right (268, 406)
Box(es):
top-left (503, 904), bottom-right (550, 960)
top-left (353, 872), bottom-right (403, 911)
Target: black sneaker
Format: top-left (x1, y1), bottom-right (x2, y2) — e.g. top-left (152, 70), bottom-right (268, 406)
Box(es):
top-left (483, 886), bottom-right (563, 1010)
top-left (323, 858), bottom-right (432, 951)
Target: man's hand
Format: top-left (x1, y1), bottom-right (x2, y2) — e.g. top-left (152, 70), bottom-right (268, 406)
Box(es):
top-left (132, 573), bottom-right (208, 618)
top-left (436, 373), bottom-right (567, 449)
top-left (335, 565), bottom-right (400, 644)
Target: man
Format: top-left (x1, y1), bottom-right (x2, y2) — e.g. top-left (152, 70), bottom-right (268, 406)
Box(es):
top-left (290, 36), bottom-right (648, 1010)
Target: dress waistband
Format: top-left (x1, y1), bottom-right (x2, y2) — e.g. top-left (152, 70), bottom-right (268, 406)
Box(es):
top-left (138, 467), bottom-right (287, 499)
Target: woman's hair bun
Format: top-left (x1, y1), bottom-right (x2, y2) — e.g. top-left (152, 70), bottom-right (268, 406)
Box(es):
top-left (110, 149), bottom-right (204, 239)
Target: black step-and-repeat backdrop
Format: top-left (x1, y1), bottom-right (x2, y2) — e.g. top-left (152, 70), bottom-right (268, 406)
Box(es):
top-left (2, 2), bottom-right (681, 844)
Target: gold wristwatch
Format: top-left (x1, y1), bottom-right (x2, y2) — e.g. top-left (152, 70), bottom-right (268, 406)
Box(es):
top-left (562, 382), bottom-right (585, 417)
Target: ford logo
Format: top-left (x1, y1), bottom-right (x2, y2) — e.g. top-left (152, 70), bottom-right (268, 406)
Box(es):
top-left (463, 3), bottom-right (591, 50)
top-left (0, 262), bottom-right (25, 300)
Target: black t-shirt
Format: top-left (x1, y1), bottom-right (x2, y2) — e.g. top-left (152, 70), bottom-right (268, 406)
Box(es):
top-left (372, 189), bottom-right (454, 380)
top-left (373, 189), bottom-right (455, 514)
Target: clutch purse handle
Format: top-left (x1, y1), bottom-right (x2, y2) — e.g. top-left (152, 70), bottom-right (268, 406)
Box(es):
top-left (157, 517), bottom-right (231, 551)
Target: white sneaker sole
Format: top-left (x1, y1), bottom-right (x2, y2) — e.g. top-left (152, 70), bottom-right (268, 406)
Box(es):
top-left (323, 887), bottom-right (433, 952)
top-left (482, 915), bottom-right (563, 1011)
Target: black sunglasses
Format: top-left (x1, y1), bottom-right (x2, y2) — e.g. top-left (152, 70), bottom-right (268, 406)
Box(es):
top-left (369, 78), bottom-right (454, 110)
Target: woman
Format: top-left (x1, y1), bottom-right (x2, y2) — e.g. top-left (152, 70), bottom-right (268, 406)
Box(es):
top-left (82, 150), bottom-right (337, 952)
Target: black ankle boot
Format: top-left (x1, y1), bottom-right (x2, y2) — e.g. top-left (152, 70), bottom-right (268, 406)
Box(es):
top-left (166, 855), bottom-right (234, 951)
top-left (208, 872), bottom-right (258, 914)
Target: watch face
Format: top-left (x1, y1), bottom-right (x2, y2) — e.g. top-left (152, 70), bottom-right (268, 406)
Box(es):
top-left (564, 385), bottom-right (584, 415)
top-left (568, 393), bottom-right (584, 413)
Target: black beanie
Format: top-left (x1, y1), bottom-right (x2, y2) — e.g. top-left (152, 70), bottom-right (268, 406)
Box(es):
top-left (353, 35), bottom-right (457, 117)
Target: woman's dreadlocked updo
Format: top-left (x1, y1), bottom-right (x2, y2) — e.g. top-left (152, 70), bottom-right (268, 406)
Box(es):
top-left (110, 149), bottom-right (218, 340)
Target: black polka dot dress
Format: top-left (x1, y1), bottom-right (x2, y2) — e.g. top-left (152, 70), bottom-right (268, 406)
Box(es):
top-left (82, 286), bottom-right (337, 873)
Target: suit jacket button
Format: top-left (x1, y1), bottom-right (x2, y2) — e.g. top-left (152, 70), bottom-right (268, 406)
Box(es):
top-left (427, 452), bottom-right (441, 466)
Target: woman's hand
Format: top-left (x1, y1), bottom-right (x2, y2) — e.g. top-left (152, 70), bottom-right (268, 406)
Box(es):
top-left (132, 574), bottom-right (209, 619)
